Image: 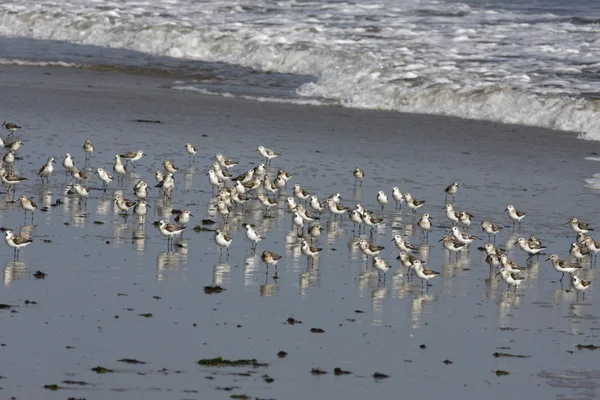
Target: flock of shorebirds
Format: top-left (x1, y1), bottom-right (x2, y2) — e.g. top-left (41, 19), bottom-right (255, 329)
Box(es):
top-left (0, 120), bottom-right (595, 298)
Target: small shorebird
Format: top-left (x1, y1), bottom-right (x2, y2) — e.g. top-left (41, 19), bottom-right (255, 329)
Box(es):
top-left (155, 173), bottom-right (175, 199)
top-left (257, 193), bottom-right (278, 215)
top-left (114, 194), bottom-right (136, 217)
top-left (257, 145), bottom-right (280, 166)
top-left (2, 121), bottom-right (21, 135)
top-left (505, 205), bottom-right (525, 229)
top-left (515, 237), bottom-right (546, 259)
top-left (174, 210), bottom-right (193, 228)
top-left (439, 235), bottom-right (465, 259)
top-left (37, 157), bottom-right (56, 184)
top-left (444, 182), bottom-right (459, 202)
top-left (185, 142), bottom-right (198, 162)
top-left (451, 226), bottom-right (478, 248)
top-left (499, 254), bottom-right (522, 273)
top-left (3, 150), bottom-right (15, 170)
top-left (570, 242), bottom-right (590, 264)
top-left (133, 199), bottom-right (150, 225)
top-left (63, 153), bottom-right (75, 176)
top-left (568, 217), bottom-right (593, 234)
top-left (353, 168), bottom-right (364, 186)
top-left (120, 150), bottom-right (145, 168)
top-left (4, 229), bottom-right (32, 259)
top-left (497, 268), bottom-right (525, 291)
top-left (216, 153), bottom-right (238, 169)
top-left (96, 168), bottom-right (113, 191)
top-left (444, 203), bottom-right (460, 225)
top-left (546, 254), bottom-right (582, 282)
top-left (392, 187), bottom-right (403, 210)
top-left (83, 140), bottom-right (94, 163)
top-left (72, 183), bottom-right (91, 206)
top-left (571, 276), bottom-right (591, 300)
top-left (392, 235), bottom-right (418, 253)
top-left (481, 220), bottom-right (502, 244)
top-left (0, 168), bottom-right (26, 194)
top-left (19, 195), bottom-right (37, 220)
top-left (244, 224), bottom-right (265, 250)
top-left (158, 220), bottom-right (185, 248)
top-left (133, 180), bottom-right (149, 199)
top-left (377, 191), bottom-right (388, 211)
top-left (308, 223), bottom-right (323, 243)
top-left (417, 213), bottom-right (433, 240)
top-left (582, 236), bottom-right (600, 263)
top-left (300, 239), bottom-right (322, 265)
top-left (261, 250), bottom-right (282, 274)
top-left (163, 159), bottom-right (179, 174)
top-left (6, 139), bottom-right (22, 152)
top-left (215, 229), bottom-right (233, 256)
top-left (356, 238), bottom-right (384, 258)
top-left (309, 196), bottom-right (324, 214)
top-left (113, 154), bottom-right (127, 184)
top-left (403, 193), bottom-right (425, 214)
top-left (293, 184), bottom-right (310, 203)
top-left (413, 260), bottom-right (440, 289)
top-left (327, 198), bottom-right (348, 219)
top-left (372, 256), bottom-right (392, 282)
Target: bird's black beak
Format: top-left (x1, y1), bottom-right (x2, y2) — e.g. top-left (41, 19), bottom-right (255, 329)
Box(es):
top-left (504, 208), bottom-right (508, 212)
top-left (52, 159), bottom-right (56, 163)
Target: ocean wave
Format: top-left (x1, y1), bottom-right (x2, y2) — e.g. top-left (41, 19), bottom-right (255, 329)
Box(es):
top-left (0, 1), bottom-right (600, 139)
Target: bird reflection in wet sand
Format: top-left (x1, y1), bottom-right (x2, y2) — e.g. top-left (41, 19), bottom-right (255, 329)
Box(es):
top-left (213, 262), bottom-right (230, 286)
top-left (3, 260), bottom-right (28, 285)
top-left (411, 294), bottom-right (435, 329)
top-left (260, 273), bottom-right (278, 297)
top-left (156, 247), bottom-right (188, 281)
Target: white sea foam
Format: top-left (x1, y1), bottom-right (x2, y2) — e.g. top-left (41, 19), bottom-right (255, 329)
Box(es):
top-left (0, 0), bottom-right (599, 139)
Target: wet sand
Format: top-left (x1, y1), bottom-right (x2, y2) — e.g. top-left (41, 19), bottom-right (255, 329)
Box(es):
top-left (0, 65), bottom-right (599, 399)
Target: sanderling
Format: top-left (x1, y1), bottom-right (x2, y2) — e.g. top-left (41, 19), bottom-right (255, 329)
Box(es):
top-left (327, 198), bottom-right (348, 219)
top-left (570, 242), bottom-right (590, 264)
top-left (300, 239), bottom-right (322, 264)
top-left (155, 173), bottom-right (175, 199)
top-left (158, 220), bottom-right (185, 247)
top-left (72, 183), bottom-right (91, 205)
top-left (444, 204), bottom-right (460, 225)
top-left (451, 226), bottom-right (478, 247)
top-left (185, 142), bottom-right (198, 162)
top-left (155, 170), bottom-right (164, 185)
top-left (356, 238), bottom-right (384, 258)
top-left (254, 163), bottom-right (266, 179)
top-left (3, 150), bottom-right (15, 169)
top-left (417, 213), bottom-right (433, 239)
top-left (583, 236), bottom-right (600, 262)
top-left (233, 168), bottom-right (254, 184)
top-left (516, 237), bottom-right (547, 259)
top-left (413, 260), bottom-right (440, 289)
top-left (4, 229), bottom-right (32, 259)
top-left (257, 145), bottom-right (280, 166)
top-left (485, 243), bottom-right (504, 258)
top-left (133, 199), bottom-right (150, 225)
top-left (217, 201), bottom-right (232, 223)
top-left (458, 211), bottom-right (474, 231)
top-left (403, 193), bottom-right (425, 213)
top-left (207, 170), bottom-right (223, 192)
top-left (63, 153), bottom-right (75, 175)
top-left (568, 217), bottom-right (593, 234)
top-left (392, 187), bottom-right (403, 210)
top-left (120, 150), bottom-right (145, 168)
top-left (294, 205), bottom-right (319, 223)
top-left (293, 184), bottom-right (310, 203)
top-left (257, 193), bottom-right (278, 214)
top-left (392, 235), bottom-right (418, 253)
top-left (499, 254), bottom-right (521, 273)
top-left (309, 196), bottom-right (324, 214)
top-left (83, 140), bottom-right (94, 163)
top-left (328, 193), bottom-right (342, 204)
top-left (353, 168), bottom-right (365, 186)
top-left (234, 180), bottom-right (246, 196)
top-left (19, 195), bottom-right (37, 220)
top-left (349, 209), bottom-right (363, 232)
top-left (2, 121), bottom-right (21, 135)
top-left (37, 157), bottom-right (56, 184)
top-left (293, 212), bottom-right (305, 234)
top-left (113, 155), bottom-right (127, 184)
top-left (546, 254), bottom-right (582, 282)
top-left (361, 212), bottom-right (383, 235)
top-left (286, 197), bottom-right (298, 212)
top-left (0, 168), bottom-right (26, 193)
top-left (0, 136), bottom-right (5, 150)
top-left (309, 223), bottom-right (323, 242)
top-left (216, 153), bottom-right (238, 169)
top-left (242, 177), bottom-right (261, 192)
top-left (444, 182), bottom-right (459, 202)
top-left (571, 276), bottom-right (591, 300)
top-left (485, 254), bottom-right (500, 269)
top-left (577, 232), bottom-right (591, 245)
top-left (263, 176), bottom-right (279, 197)
top-left (528, 235), bottom-right (543, 249)
top-left (505, 205), bottom-right (525, 229)
top-left (96, 168), bottom-right (113, 191)
top-left (244, 224), bottom-right (265, 249)
top-left (497, 268), bottom-right (525, 291)
top-left (213, 162), bottom-right (232, 181)
top-left (215, 229), bottom-right (233, 256)
top-left (274, 175), bottom-right (286, 191)
top-left (481, 221), bottom-right (502, 244)
top-left (175, 210), bottom-right (193, 227)
top-left (163, 159), bottom-right (179, 174)
top-left (6, 139), bottom-right (22, 152)
top-left (70, 167), bottom-right (87, 182)
top-left (377, 191), bottom-right (388, 211)
top-left (261, 250), bottom-right (282, 273)
top-left (372, 256), bottom-right (392, 282)
top-left (439, 235), bottom-right (466, 259)
top-left (133, 180), bottom-right (149, 199)
top-left (114, 194), bottom-right (136, 216)
top-left (398, 252), bottom-right (417, 276)
top-left (278, 169), bottom-right (292, 184)
top-left (231, 191), bottom-right (249, 209)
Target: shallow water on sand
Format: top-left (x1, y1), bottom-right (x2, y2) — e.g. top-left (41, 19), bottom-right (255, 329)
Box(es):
top-left (0, 66), bottom-right (599, 399)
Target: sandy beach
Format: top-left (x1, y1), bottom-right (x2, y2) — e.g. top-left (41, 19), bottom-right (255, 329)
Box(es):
top-left (0, 65), bottom-right (599, 399)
